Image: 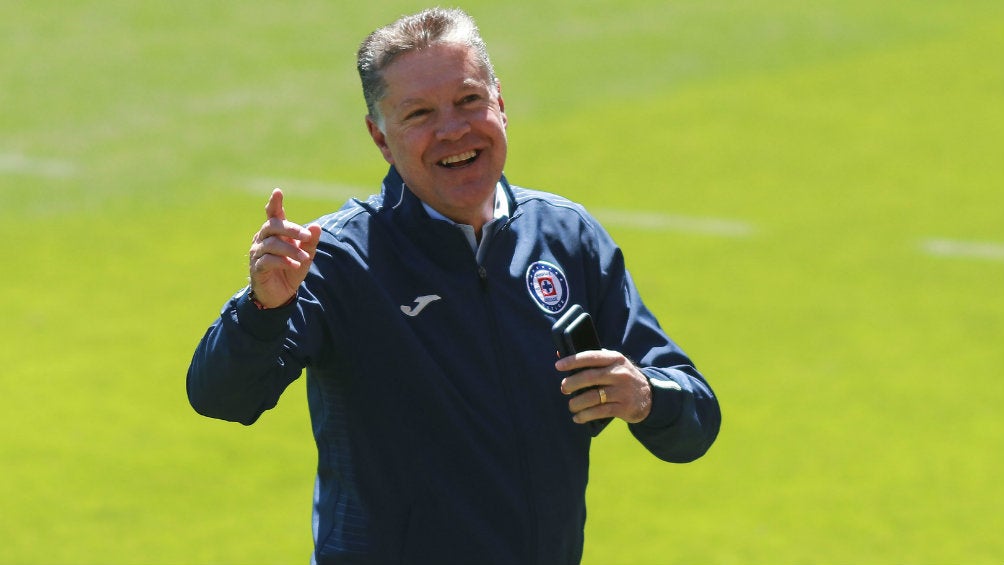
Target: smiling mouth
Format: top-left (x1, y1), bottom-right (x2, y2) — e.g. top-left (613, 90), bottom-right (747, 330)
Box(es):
top-left (438, 150), bottom-right (480, 169)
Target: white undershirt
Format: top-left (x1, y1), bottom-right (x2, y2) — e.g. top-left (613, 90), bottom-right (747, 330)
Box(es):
top-left (421, 183), bottom-right (510, 262)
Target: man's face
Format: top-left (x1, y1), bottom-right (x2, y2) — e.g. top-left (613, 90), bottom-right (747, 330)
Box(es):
top-left (366, 42), bottom-right (508, 228)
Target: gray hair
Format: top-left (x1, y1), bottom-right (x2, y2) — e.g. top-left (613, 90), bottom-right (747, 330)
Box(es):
top-left (357, 7), bottom-right (498, 130)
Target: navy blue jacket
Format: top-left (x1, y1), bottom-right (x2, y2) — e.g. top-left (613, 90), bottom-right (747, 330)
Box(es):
top-left (187, 167), bottom-right (720, 565)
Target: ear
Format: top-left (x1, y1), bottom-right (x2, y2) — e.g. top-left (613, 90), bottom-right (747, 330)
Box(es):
top-left (496, 80), bottom-right (508, 129)
top-left (365, 115), bottom-right (395, 165)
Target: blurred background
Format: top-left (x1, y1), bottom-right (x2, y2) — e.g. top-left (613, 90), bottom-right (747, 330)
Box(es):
top-left (2, 1), bottom-right (1001, 562)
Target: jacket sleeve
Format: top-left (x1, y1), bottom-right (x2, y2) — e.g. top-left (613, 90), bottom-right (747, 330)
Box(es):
top-left (630, 363), bottom-right (721, 463)
top-left (186, 288), bottom-right (305, 426)
top-left (588, 219), bottom-right (721, 463)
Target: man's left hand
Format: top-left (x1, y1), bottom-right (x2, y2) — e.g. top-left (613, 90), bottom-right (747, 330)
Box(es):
top-left (557, 350), bottom-right (652, 424)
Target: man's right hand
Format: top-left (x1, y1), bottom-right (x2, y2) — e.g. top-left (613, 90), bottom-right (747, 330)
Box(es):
top-left (248, 189), bottom-right (322, 308)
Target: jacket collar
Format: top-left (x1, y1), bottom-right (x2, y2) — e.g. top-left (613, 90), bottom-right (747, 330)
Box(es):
top-left (377, 166), bottom-right (515, 224)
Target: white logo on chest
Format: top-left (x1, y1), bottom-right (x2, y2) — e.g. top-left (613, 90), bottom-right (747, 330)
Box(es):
top-left (401, 295), bottom-right (442, 317)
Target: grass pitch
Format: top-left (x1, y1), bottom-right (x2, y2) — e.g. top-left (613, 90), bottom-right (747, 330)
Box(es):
top-left (2, 1), bottom-right (1002, 563)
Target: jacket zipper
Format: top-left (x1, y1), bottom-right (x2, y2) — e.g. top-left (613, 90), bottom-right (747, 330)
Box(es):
top-left (475, 225), bottom-right (541, 564)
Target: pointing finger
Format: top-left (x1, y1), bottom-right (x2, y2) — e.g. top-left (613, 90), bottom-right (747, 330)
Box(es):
top-left (265, 188), bottom-right (286, 221)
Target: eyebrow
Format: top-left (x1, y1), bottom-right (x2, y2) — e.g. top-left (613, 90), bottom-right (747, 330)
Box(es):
top-left (397, 98), bottom-right (426, 111)
top-left (395, 79), bottom-right (490, 109)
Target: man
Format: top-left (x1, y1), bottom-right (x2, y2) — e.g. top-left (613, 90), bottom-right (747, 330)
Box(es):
top-left (188, 8), bottom-right (720, 565)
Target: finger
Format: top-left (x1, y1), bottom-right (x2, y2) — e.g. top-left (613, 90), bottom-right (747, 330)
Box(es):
top-left (255, 235), bottom-right (312, 265)
top-left (265, 188), bottom-right (287, 221)
top-left (573, 404), bottom-right (615, 424)
top-left (566, 385), bottom-right (597, 412)
top-left (301, 224), bottom-right (323, 259)
top-left (567, 381), bottom-right (616, 409)
top-left (559, 360), bottom-right (610, 395)
top-left (257, 217), bottom-right (314, 244)
top-left (250, 251), bottom-right (304, 275)
top-left (571, 393), bottom-right (618, 424)
top-left (560, 371), bottom-right (598, 396)
top-left (555, 349), bottom-right (611, 375)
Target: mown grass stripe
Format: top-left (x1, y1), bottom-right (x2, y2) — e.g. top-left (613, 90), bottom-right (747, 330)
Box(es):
top-left (0, 153), bottom-right (76, 178)
top-left (921, 238), bottom-right (1004, 262)
top-left (594, 208), bottom-right (755, 237)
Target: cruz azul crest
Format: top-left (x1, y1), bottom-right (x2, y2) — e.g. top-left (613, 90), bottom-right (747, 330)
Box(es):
top-left (525, 261), bottom-right (569, 314)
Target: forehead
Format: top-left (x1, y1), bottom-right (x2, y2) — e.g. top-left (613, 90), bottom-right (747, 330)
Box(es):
top-left (380, 43), bottom-right (491, 104)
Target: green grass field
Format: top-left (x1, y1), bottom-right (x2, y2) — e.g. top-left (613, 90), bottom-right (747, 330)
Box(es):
top-left (3, 1), bottom-right (1002, 563)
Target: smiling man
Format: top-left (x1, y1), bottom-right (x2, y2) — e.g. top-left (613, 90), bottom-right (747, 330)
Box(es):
top-left (364, 40), bottom-right (508, 231)
top-left (187, 8), bottom-right (720, 565)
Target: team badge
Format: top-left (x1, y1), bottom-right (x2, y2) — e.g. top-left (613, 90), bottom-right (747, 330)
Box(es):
top-left (525, 261), bottom-right (570, 313)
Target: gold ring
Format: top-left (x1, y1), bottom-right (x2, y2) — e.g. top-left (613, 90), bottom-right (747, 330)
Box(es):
top-left (597, 388), bottom-right (607, 405)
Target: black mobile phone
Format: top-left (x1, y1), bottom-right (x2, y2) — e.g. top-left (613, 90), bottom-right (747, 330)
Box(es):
top-left (550, 305), bottom-right (611, 436)
top-left (551, 304), bottom-right (601, 359)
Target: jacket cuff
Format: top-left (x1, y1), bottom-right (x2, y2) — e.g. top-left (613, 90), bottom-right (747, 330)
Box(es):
top-left (233, 287), bottom-right (296, 342)
top-left (637, 369), bottom-right (685, 429)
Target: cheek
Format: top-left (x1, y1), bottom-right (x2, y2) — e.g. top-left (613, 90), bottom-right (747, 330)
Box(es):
top-left (387, 130), bottom-right (428, 165)
top-left (487, 111), bottom-right (508, 138)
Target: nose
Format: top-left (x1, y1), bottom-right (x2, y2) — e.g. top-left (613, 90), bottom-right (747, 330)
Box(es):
top-left (435, 108), bottom-right (471, 141)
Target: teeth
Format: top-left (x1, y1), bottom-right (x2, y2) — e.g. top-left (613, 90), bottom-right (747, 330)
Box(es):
top-left (440, 150), bottom-right (477, 166)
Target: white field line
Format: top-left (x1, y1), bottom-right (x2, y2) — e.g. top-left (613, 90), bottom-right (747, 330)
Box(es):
top-left (920, 238), bottom-right (1004, 262)
top-left (0, 153), bottom-right (76, 178)
top-left (594, 208), bottom-right (755, 237)
top-left (244, 178), bottom-right (757, 237)
top-left (243, 177), bottom-right (370, 202)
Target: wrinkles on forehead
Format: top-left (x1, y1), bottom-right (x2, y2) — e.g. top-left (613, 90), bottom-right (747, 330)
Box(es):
top-left (380, 46), bottom-right (491, 104)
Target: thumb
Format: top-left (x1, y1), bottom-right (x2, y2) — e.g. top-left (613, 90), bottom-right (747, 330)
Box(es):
top-left (302, 224), bottom-right (322, 258)
top-left (265, 188), bottom-right (287, 221)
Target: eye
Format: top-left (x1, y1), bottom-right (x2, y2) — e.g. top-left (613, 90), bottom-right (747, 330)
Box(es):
top-left (404, 108), bottom-right (431, 121)
top-left (459, 94), bottom-right (482, 105)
